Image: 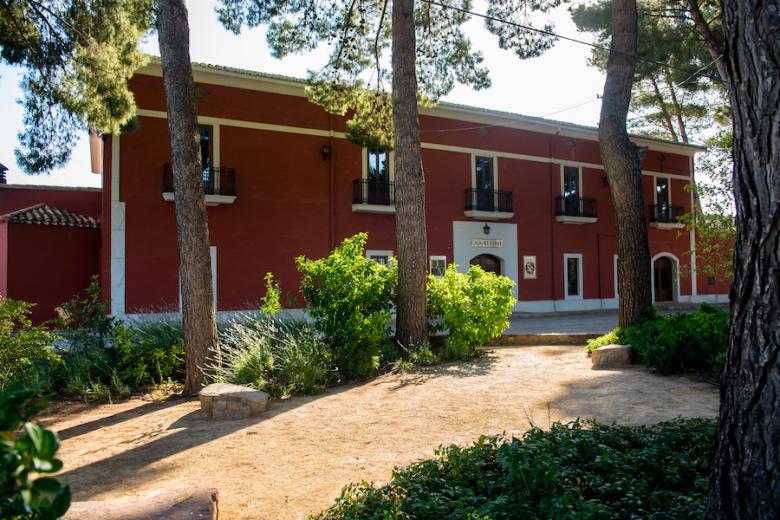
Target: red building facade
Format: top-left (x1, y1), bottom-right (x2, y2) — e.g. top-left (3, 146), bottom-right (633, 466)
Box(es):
top-left (0, 185), bottom-right (101, 322)
top-left (96, 61), bottom-right (728, 316)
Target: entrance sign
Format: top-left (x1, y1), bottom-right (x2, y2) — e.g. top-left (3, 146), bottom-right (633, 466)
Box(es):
top-left (471, 238), bottom-right (503, 248)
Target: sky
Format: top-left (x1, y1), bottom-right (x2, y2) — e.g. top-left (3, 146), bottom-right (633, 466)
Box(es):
top-left (0, 0), bottom-right (604, 188)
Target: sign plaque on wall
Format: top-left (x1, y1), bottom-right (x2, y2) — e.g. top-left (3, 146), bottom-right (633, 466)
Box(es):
top-left (471, 238), bottom-right (504, 248)
top-left (523, 255), bottom-right (537, 279)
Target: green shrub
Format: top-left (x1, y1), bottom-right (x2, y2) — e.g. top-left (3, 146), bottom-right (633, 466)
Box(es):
top-left (0, 298), bottom-right (61, 390)
top-left (586, 303), bottom-right (728, 376)
top-left (211, 316), bottom-right (333, 398)
top-left (53, 276), bottom-right (115, 351)
top-left (114, 317), bottom-right (185, 387)
top-left (315, 418), bottom-right (715, 519)
top-left (1, 383), bottom-right (70, 519)
top-left (427, 265), bottom-right (516, 359)
top-left (296, 233), bottom-right (396, 378)
top-left (259, 272), bottom-right (282, 316)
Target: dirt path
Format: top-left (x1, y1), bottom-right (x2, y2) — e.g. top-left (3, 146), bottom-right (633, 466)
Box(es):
top-left (42, 347), bottom-right (718, 519)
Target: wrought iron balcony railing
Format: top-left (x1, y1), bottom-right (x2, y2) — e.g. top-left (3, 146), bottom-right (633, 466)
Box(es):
top-left (555, 196), bottom-right (598, 218)
top-left (163, 163), bottom-right (236, 196)
top-left (352, 178), bottom-right (395, 206)
top-left (650, 203), bottom-right (684, 223)
top-left (464, 188), bottom-right (513, 213)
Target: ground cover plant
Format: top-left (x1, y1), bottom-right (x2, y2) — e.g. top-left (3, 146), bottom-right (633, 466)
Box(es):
top-left (209, 315), bottom-right (333, 398)
top-left (585, 303), bottom-right (728, 377)
top-left (0, 383), bottom-right (70, 519)
top-left (315, 418), bottom-right (716, 519)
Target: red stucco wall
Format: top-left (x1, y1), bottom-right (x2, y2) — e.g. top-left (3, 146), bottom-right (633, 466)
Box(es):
top-left (0, 185), bottom-right (101, 218)
top-left (5, 223), bottom-right (100, 323)
top-left (106, 71), bottom-right (712, 313)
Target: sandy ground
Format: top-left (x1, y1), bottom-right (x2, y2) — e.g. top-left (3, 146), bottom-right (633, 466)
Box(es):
top-left (41, 346), bottom-right (718, 519)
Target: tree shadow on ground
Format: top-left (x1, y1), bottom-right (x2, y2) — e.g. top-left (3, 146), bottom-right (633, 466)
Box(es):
top-left (54, 383), bottom-right (356, 500)
top-left (52, 399), bottom-right (186, 441)
top-left (542, 364), bottom-right (719, 427)
top-left (384, 353), bottom-right (501, 392)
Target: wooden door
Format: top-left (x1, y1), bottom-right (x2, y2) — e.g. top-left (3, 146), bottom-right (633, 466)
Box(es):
top-left (470, 254), bottom-right (501, 275)
top-left (653, 257), bottom-right (674, 302)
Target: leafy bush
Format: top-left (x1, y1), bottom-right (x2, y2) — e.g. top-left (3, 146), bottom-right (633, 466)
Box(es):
top-left (210, 316), bottom-right (333, 398)
top-left (114, 317), bottom-right (185, 387)
top-left (297, 233), bottom-right (396, 378)
top-left (0, 299), bottom-right (61, 390)
top-left (427, 265), bottom-right (516, 359)
top-left (1, 383), bottom-right (70, 519)
top-left (586, 303), bottom-right (729, 376)
top-left (315, 418), bottom-right (715, 519)
top-left (53, 276), bottom-right (114, 351)
top-left (259, 272), bottom-right (282, 316)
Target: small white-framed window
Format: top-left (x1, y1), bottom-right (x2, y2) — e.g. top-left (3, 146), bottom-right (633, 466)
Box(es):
top-left (563, 253), bottom-right (583, 300)
top-left (429, 255), bottom-right (447, 277)
top-left (366, 249), bottom-right (393, 267)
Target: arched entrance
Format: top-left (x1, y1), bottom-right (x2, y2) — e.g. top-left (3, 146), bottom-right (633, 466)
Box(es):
top-left (653, 256), bottom-right (675, 302)
top-left (470, 254), bottom-right (502, 275)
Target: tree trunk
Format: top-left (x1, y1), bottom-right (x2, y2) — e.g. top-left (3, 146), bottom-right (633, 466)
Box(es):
top-left (707, 0), bottom-right (780, 517)
top-left (662, 68), bottom-right (689, 144)
top-left (157, 0), bottom-right (218, 394)
top-left (391, 0), bottom-right (428, 347)
top-left (650, 76), bottom-right (678, 142)
top-left (598, 0), bottom-right (652, 328)
top-left (686, 0), bottom-right (729, 87)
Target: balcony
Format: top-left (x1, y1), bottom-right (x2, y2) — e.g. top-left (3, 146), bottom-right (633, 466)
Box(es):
top-left (650, 203), bottom-right (685, 229)
top-left (464, 188), bottom-right (514, 219)
top-left (555, 196), bottom-right (598, 224)
top-left (352, 179), bottom-right (396, 214)
top-left (162, 163), bottom-right (237, 206)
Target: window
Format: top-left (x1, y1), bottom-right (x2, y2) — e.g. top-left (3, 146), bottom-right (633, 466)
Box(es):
top-left (364, 148), bottom-right (392, 205)
top-left (562, 166), bottom-right (581, 215)
top-left (472, 155), bottom-right (496, 211)
top-left (430, 256), bottom-right (447, 276)
top-left (367, 250), bottom-right (393, 267)
top-left (708, 276), bottom-right (716, 285)
top-left (564, 253), bottom-right (583, 300)
top-left (655, 177), bottom-right (670, 219)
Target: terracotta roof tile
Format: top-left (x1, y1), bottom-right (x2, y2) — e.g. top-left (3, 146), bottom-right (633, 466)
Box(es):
top-left (0, 203), bottom-right (100, 229)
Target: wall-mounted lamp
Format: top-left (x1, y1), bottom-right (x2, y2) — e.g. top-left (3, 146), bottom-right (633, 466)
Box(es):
top-left (321, 143), bottom-right (332, 160)
top-left (483, 223), bottom-right (491, 235)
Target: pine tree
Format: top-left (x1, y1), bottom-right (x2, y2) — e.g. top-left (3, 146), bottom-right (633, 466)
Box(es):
top-left (217, 0), bottom-right (491, 346)
top-left (0, 0), bottom-right (154, 172)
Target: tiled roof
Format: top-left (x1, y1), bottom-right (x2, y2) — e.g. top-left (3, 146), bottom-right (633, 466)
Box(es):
top-left (0, 203), bottom-right (100, 229)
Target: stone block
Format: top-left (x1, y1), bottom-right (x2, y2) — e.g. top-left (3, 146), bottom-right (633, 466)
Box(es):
top-left (591, 344), bottom-right (634, 369)
top-left (200, 383), bottom-right (268, 419)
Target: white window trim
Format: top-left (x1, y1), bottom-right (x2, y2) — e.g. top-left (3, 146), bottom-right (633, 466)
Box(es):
top-left (563, 253), bottom-right (584, 301)
top-left (362, 148), bottom-right (395, 182)
top-left (470, 154), bottom-right (498, 190)
top-left (559, 164), bottom-right (583, 198)
top-left (653, 175), bottom-right (672, 205)
top-left (366, 250), bottom-right (394, 264)
top-left (429, 255), bottom-right (447, 276)
top-left (614, 254), bottom-right (619, 300)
